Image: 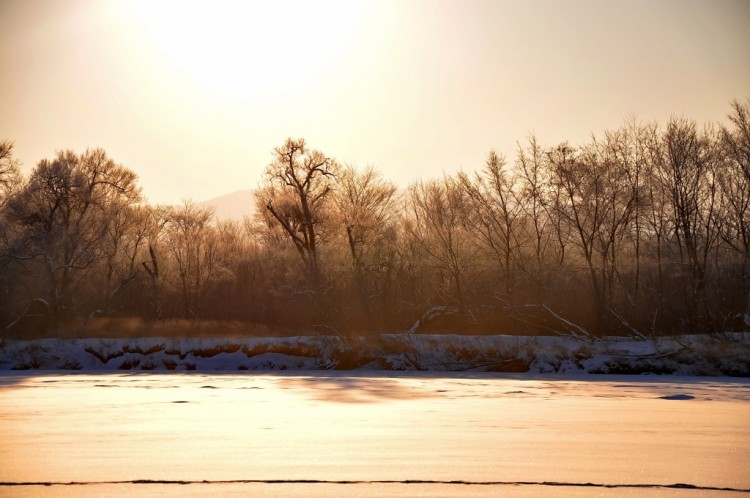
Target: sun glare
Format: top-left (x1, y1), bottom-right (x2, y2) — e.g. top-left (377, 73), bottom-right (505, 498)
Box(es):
top-left (125, 0), bottom-right (369, 102)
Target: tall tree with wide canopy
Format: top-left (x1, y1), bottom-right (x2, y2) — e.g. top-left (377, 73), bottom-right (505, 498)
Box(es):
top-left (5, 149), bottom-right (140, 333)
top-left (255, 138), bottom-right (339, 291)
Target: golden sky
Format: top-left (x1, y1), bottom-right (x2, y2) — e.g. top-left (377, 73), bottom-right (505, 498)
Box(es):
top-left (1, 0), bottom-right (749, 205)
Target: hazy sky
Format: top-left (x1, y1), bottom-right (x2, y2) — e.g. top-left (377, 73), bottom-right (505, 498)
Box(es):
top-left (1, 0), bottom-right (748, 205)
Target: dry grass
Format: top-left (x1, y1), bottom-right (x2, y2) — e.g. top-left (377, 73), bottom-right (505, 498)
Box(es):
top-left (39, 317), bottom-right (290, 339)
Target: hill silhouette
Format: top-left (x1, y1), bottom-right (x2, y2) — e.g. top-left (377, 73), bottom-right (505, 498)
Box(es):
top-left (199, 189), bottom-right (255, 220)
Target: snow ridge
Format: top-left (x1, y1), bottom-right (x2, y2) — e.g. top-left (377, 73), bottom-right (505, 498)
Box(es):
top-left (0, 334), bottom-right (748, 376)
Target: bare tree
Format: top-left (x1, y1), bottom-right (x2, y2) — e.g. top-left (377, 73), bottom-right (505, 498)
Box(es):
top-left (406, 177), bottom-right (475, 323)
top-left (459, 150), bottom-right (521, 296)
top-left (547, 141), bottom-right (635, 334)
top-left (718, 99), bottom-right (750, 321)
top-left (5, 149), bottom-right (140, 333)
top-left (600, 118), bottom-right (654, 310)
top-left (655, 118), bottom-right (721, 329)
top-left (722, 99), bottom-right (750, 183)
top-left (0, 140), bottom-right (23, 266)
top-left (0, 141), bottom-right (24, 333)
top-left (333, 164), bottom-right (398, 304)
top-left (140, 205), bottom-right (170, 320)
top-left (255, 138), bottom-right (338, 290)
top-left (515, 135), bottom-right (555, 272)
top-left (0, 141), bottom-right (22, 215)
top-left (593, 130), bottom-right (640, 311)
top-left (90, 191), bottom-right (147, 319)
top-left (163, 200), bottom-right (217, 319)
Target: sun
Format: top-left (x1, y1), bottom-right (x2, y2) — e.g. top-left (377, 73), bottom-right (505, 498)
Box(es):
top-left (122, 0), bottom-right (369, 102)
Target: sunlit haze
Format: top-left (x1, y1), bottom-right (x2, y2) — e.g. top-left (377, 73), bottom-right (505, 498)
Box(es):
top-left (1, 0), bottom-right (748, 204)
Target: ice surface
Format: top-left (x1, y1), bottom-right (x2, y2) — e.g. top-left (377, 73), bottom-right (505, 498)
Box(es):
top-left (0, 373), bottom-right (748, 497)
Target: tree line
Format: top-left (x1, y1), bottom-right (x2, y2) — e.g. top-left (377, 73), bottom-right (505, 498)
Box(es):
top-left (1, 99), bottom-right (749, 338)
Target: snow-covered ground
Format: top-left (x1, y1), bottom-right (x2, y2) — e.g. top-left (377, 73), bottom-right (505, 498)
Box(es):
top-left (1, 333), bottom-right (748, 376)
top-left (1, 373), bottom-right (749, 497)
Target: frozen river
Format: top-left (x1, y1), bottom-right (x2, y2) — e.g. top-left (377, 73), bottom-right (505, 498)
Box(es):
top-left (1, 372), bottom-right (749, 497)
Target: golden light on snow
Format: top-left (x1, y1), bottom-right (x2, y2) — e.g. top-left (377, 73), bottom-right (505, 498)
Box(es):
top-left (1, 374), bottom-right (748, 496)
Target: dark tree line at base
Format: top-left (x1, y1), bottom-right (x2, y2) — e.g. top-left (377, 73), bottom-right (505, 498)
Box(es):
top-left (1, 99), bottom-right (749, 338)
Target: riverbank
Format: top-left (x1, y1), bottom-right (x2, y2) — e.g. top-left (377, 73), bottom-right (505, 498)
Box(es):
top-left (1, 333), bottom-right (748, 376)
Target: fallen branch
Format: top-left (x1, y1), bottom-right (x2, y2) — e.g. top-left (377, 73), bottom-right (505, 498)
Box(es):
top-left (510, 303), bottom-right (592, 340)
top-left (608, 306), bottom-right (648, 340)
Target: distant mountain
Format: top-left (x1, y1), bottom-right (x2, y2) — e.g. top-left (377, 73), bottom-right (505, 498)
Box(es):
top-left (199, 189), bottom-right (255, 220)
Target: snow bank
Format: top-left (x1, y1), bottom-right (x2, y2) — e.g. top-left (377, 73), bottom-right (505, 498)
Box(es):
top-left (0, 333), bottom-right (748, 376)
